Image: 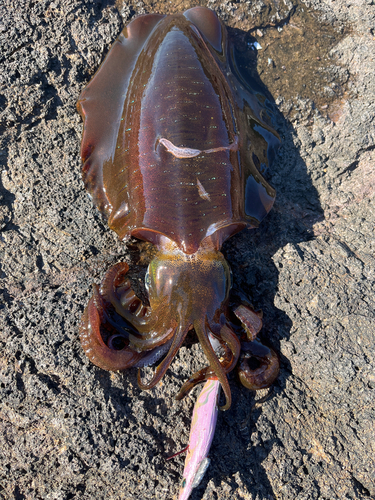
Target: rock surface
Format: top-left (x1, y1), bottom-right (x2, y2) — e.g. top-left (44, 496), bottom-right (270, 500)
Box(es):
top-left (0, 1), bottom-right (374, 499)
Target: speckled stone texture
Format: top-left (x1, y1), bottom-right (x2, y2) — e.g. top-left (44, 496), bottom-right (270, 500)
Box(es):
top-left (0, 1), bottom-right (374, 499)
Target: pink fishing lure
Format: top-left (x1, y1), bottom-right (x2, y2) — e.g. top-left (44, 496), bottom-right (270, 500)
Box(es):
top-left (179, 378), bottom-right (221, 500)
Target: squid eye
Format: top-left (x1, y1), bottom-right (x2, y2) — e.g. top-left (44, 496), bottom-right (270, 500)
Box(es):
top-left (145, 270), bottom-right (151, 290)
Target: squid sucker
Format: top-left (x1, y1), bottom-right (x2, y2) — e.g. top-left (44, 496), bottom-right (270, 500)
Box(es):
top-left (77, 6), bottom-right (280, 411)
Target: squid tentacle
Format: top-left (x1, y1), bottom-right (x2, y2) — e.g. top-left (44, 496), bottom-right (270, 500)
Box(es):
top-left (238, 341), bottom-right (279, 390)
top-left (134, 339), bottom-right (174, 368)
top-left (137, 321), bottom-right (190, 390)
top-left (80, 265), bottom-right (178, 372)
top-left (220, 324), bottom-right (241, 367)
top-left (194, 319), bottom-right (232, 411)
top-left (174, 370), bottom-right (207, 401)
top-left (232, 303), bottom-right (279, 390)
top-left (91, 282), bottom-right (142, 341)
top-left (97, 262), bottom-right (176, 351)
top-left (99, 262), bottom-right (151, 330)
top-left (234, 304), bottom-right (262, 341)
top-left (175, 323), bottom-right (240, 401)
top-left (127, 293), bottom-right (177, 350)
top-left (79, 286), bottom-right (144, 371)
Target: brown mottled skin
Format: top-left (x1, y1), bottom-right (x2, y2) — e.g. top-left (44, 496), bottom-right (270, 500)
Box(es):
top-left (78, 7), bottom-right (279, 410)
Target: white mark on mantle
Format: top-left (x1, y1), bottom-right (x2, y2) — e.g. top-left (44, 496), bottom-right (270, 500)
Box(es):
top-left (159, 135), bottom-right (238, 159)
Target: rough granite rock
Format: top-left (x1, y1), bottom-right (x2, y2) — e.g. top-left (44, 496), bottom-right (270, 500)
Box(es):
top-left (0, 1), bottom-right (374, 499)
